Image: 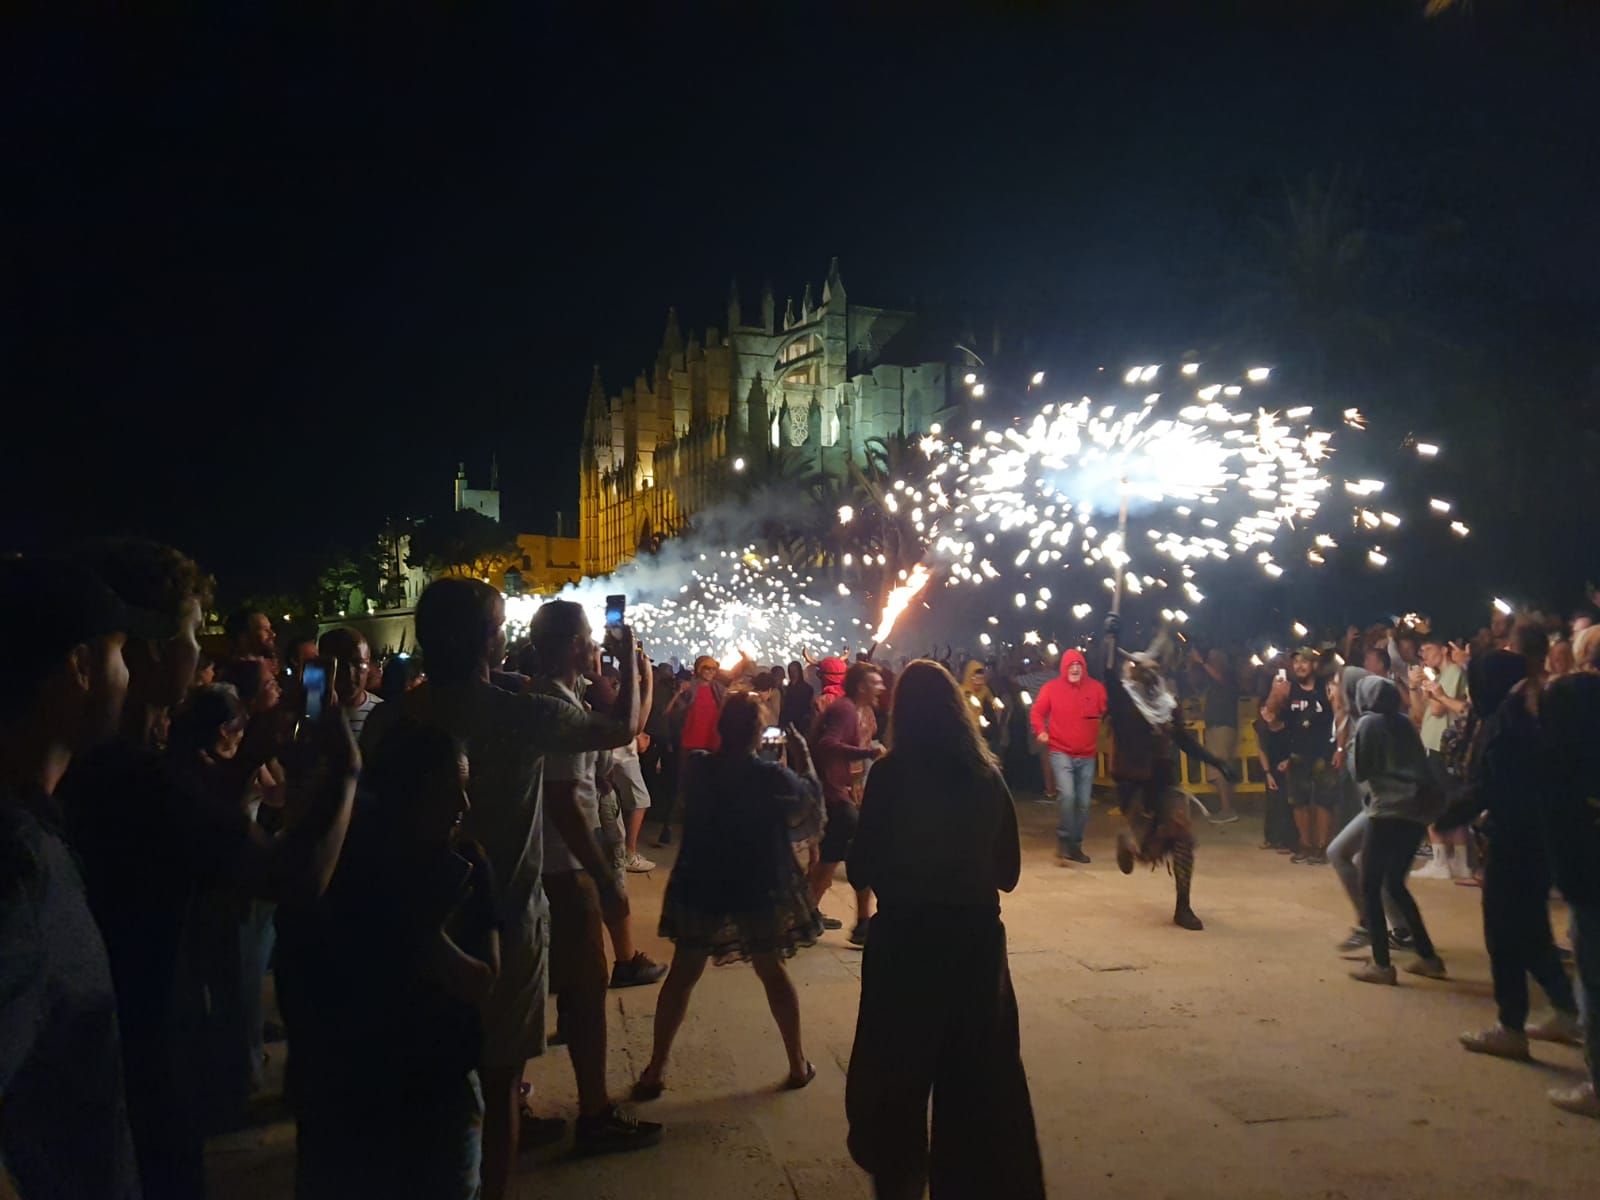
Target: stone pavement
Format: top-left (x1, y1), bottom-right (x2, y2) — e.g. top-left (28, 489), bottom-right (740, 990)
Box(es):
top-left (209, 796), bottom-right (1600, 1199)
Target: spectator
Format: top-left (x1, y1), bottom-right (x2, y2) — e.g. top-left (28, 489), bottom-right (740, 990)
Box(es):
top-left (1254, 674), bottom-right (1295, 853)
top-left (277, 720), bottom-right (498, 1198)
top-left (0, 557), bottom-right (140, 1200)
top-left (779, 661), bottom-right (814, 730)
top-left (589, 669), bottom-right (657, 874)
top-left (1195, 647), bottom-right (1241, 823)
top-left (378, 653), bottom-right (422, 703)
top-left (1457, 620), bottom-right (1581, 1060)
top-left (1029, 648), bottom-right (1106, 864)
top-left (751, 671), bottom-right (782, 729)
top-left (59, 538), bottom-right (360, 1200)
top-left (1537, 638), bottom-right (1600, 1117)
top-left (1348, 676), bottom-right (1448, 985)
top-left (360, 580), bottom-right (647, 1191)
top-left (809, 661), bottom-right (887, 945)
top-left (317, 626), bottom-right (383, 741)
top-left (657, 655), bottom-right (726, 847)
top-left (1411, 634), bottom-right (1472, 881)
top-left (845, 660), bottom-right (1043, 1200)
top-left (193, 650), bottom-right (216, 688)
top-left (630, 695), bottom-right (824, 1100)
top-left (226, 608), bottom-right (278, 666)
top-left (525, 599), bottom-right (665, 1156)
top-left (1270, 649), bottom-right (1338, 864)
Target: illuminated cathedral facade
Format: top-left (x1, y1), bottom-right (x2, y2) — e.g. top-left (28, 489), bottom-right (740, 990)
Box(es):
top-left (579, 258), bottom-right (966, 575)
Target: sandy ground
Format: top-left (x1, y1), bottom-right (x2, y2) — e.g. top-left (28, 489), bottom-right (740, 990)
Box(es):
top-left (208, 794), bottom-right (1600, 1199)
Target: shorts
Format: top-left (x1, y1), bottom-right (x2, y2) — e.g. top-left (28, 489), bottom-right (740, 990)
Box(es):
top-left (817, 798), bottom-right (859, 865)
top-left (1287, 754), bottom-right (1339, 810)
top-left (612, 750), bottom-right (651, 813)
top-left (542, 871), bottom-right (608, 998)
top-left (596, 788), bottom-right (627, 881)
top-left (480, 902), bottom-right (548, 1069)
top-left (1202, 725), bottom-right (1238, 779)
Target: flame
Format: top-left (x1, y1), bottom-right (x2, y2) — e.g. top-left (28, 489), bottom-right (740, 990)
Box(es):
top-left (873, 562), bottom-right (933, 642)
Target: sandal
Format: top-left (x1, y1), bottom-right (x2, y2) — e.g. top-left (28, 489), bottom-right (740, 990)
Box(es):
top-left (783, 1061), bottom-right (817, 1091)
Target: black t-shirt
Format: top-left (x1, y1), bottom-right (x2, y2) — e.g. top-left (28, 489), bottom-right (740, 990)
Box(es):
top-left (1285, 681), bottom-right (1333, 762)
top-left (276, 817), bottom-right (500, 1117)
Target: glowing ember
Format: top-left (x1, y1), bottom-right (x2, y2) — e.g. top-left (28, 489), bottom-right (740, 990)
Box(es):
top-left (873, 562), bottom-right (933, 642)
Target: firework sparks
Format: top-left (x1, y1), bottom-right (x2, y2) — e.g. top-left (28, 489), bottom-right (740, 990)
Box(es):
top-left (872, 562), bottom-right (933, 643)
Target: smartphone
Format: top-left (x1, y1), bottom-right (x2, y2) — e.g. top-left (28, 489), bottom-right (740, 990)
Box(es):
top-left (605, 593), bottom-right (626, 631)
top-left (1275, 668), bottom-right (1288, 683)
top-left (1423, 666), bottom-right (1438, 682)
top-left (301, 660), bottom-right (331, 722)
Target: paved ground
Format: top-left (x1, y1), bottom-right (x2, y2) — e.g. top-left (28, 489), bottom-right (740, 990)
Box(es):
top-left (209, 795), bottom-right (1600, 1198)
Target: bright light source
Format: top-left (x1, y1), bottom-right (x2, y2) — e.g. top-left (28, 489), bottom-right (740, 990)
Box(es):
top-left (963, 372), bottom-right (977, 385)
top-left (1416, 442), bottom-right (1440, 457)
top-left (1493, 597), bottom-right (1513, 615)
top-left (732, 457), bottom-right (746, 471)
top-left (1292, 621), bottom-right (1308, 638)
top-left (1368, 549), bottom-right (1388, 567)
top-left (1031, 371), bottom-right (1045, 385)
top-left (1450, 521), bottom-right (1470, 537)
top-left (1246, 366), bottom-right (1271, 382)
top-left (1139, 365), bottom-right (1160, 383)
top-left (929, 422), bottom-right (941, 434)
top-left (1181, 363), bottom-right (1200, 376)
top-left (972, 383), bottom-right (987, 398)
top-left (837, 504), bottom-right (854, 524)
top-left (1429, 498), bottom-right (1452, 513)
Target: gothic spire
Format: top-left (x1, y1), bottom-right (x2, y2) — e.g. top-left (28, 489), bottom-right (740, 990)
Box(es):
top-left (661, 307), bottom-right (683, 358)
top-left (823, 256), bottom-right (845, 307)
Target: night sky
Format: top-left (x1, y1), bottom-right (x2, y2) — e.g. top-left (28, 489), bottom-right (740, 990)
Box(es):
top-left (5, 2), bottom-right (1597, 604)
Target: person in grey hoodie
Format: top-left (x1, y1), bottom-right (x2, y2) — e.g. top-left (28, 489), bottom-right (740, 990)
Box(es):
top-left (1326, 668), bottom-right (1414, 954)
top-left (1348, 675), bottom-right (1448, 984)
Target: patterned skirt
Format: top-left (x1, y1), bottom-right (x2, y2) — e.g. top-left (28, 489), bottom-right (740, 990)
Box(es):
top-left (659, 868), bottom-right (823, 966)
top-left (1118, 777), bottom-right (1194, 868)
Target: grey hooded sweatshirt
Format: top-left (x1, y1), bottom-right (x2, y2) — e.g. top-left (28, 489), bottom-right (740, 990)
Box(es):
top-left (1350, 675), bottom-right (1438, 824)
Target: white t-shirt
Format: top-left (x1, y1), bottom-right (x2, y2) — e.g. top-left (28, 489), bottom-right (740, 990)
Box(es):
top-left (345, 693), bottom-right (382, 742)
top-left (1420, 663), bottom-right (1465, 753)
top-left (536, 678), bottom-right (601, 874)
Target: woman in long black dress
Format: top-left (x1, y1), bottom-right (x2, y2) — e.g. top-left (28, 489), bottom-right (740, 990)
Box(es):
top-left (845, 659), bottom-right (1044, 1200)
top-left (631, 694), bottom-right (824, 1098)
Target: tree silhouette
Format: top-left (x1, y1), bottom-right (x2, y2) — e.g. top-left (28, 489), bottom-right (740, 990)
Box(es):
top-left (406, 509), bottom-right (518, 580)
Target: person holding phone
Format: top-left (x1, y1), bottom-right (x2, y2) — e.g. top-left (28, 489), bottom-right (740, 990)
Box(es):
top-left (318, 627), bottom-right (384, 742)
top-left (630, 694), bottom-right (824, 1101)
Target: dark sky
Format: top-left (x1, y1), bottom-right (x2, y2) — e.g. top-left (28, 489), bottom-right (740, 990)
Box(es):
top-left (4, 1), bottom-right (1597, 600)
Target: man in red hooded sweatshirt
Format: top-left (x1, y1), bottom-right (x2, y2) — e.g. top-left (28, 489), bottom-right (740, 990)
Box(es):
top-left (1030, 648), bottom-right (1107, 864)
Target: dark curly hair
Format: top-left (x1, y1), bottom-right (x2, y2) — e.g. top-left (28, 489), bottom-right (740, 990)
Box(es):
top-left (70, 537), bottom-right (213, 633)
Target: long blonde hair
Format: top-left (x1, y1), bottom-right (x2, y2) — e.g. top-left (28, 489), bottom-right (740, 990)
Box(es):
top-left (887, 659), bottom-right (998, 780)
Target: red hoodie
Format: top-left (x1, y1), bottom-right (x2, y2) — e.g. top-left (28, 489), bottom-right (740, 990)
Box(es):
top-left (1029, 649), bottom-right (1108, 757)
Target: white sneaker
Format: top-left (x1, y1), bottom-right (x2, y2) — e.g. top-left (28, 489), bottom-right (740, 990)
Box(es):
top-left (1447, 855), bottom-right (1473, 880)
top-left (1527, 1010), bottom-right (1585, 1046)
top-left (1548, 1082), bottom-right (1600, 1118)
top-left (625, 853), bottom-right (657, 873)
top-left (1411, 858), bottom-right (1452, 880)
top-left (1460, 1025), bottom-right (1531, 1060)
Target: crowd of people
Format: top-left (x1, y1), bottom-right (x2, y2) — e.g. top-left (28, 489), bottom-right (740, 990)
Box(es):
top-left (4, 537), bottom-right (1598, 1200)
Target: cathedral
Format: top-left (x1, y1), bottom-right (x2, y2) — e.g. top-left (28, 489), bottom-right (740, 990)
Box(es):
top-left (579, 258), bottom-right (968, 575)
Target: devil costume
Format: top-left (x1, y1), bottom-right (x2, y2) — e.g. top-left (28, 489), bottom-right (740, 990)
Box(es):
top-left (1104, 635), bottom-right (1234, 930)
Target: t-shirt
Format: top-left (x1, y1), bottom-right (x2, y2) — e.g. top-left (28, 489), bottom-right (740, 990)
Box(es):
top-left (680, 683), bottom-right (721, 752)
top-left (58, 739), bottom-right (264, 1199)
top-left (812, 696), bottom-right (875, 808)
top-left (0, 803), bottom-right (141, 1200)
top-left (360, 679), bottom-right (632, 927)
top-left (1285, 681), bottom-right (1333, 762)
top-left (534, 678), bottom-right (601, 874)
top-left (1420, 663), bottom-right (1465, 753)
top-left (344, 692), bottom-right (382, 742)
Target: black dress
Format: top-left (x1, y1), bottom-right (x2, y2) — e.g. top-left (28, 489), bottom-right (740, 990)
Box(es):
top-left (658, 751), bottom-right (824, 964)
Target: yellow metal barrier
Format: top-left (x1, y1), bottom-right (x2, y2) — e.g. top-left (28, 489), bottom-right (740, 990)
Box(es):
top-left (1090, 699), bottom-right (1267, 795)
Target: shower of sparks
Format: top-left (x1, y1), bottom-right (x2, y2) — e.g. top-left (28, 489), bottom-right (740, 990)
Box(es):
top-left (505, 548), bottom-right (839, 666)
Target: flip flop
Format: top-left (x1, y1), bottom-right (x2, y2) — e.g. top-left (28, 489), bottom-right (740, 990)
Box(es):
top-left (783, 1061), bottom-right (817, 1091)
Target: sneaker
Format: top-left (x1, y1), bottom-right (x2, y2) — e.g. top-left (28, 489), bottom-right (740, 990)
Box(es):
top-left (1411, 859), bottom-right (1452, 881)
top-left (1305, 853), bottom-right (1328, 866)
top-left (625, 852), bottom-right (657, 873)
top-left (1527, 1010), bottom-right (1584, 1046)
top-left (1350, 962), bottom-right (1397, 985)
top-left (610, 952), bottom-right (668, 989)
top-left (817, 913), bottom-right (843, 930)
top-left (1066, 843), bottom-right (1091, 864)
top-left (572, 1106), bottom-right (663, 1157)
top-left (1459, 1025), bottom-right (1530, 1060)
top-left (1116, 832), bottom-right (1135, 875)
top-left (1447, 855), bottom-right (1474, 881)
top-left (849, 919), bottom-right (871, 948)
top-left (1390, 929), bottom-right (1415, 952)
top-left (1337, 928), bottom-right (1373, 953)
top-left (1403, 955), bottom-right (1447, 979)
top-left (1548, 1082), bottom-right (1600, 1118)
top-left (1290, 850), bottom-right (1310, 864)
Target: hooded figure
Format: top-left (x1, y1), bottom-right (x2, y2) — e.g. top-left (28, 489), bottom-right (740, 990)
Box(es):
top-left (815, 656), bottom-right (848, 711)
top-left (1351, 675), bottom-right (1438, 824)
top-left (1029, 649), bottom-right (1107, 758)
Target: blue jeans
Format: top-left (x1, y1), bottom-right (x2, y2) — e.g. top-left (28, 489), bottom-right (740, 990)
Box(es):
top-left (1571, 902), bottom-right (1600, 1090)
top-left (1050, 753), bottom-right (1097, 850)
